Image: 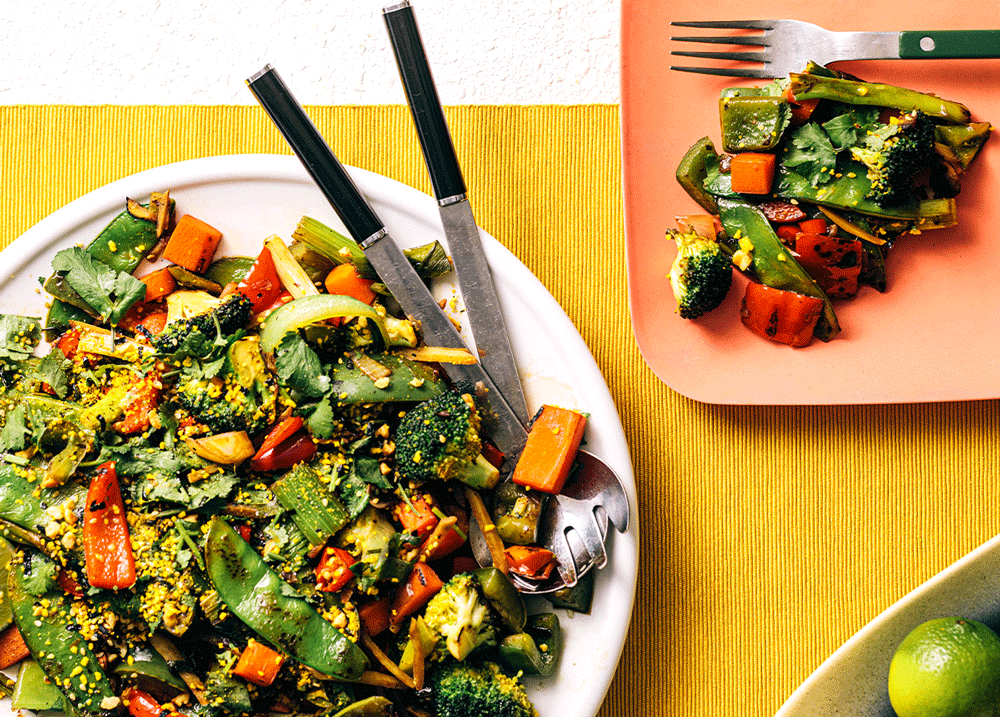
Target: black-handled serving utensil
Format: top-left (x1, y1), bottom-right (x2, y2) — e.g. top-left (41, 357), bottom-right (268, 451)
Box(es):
top-left (382, 0), bottom-right (530, 426)
top-left (245, 64), bottom-right (527, 459)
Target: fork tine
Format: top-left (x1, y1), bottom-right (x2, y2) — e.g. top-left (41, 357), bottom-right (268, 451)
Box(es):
top-left (669, 65), bottom-right (769, 78)
top-left (671, 19), bottom-right (773, 30)
top-left (671, 34), bottom-right (770, 47)
top-left (671, 49), bottom-right (768, 63)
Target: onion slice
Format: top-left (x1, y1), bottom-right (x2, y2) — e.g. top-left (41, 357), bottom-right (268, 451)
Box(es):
top-left (259, 294), bottom-right (389, 354)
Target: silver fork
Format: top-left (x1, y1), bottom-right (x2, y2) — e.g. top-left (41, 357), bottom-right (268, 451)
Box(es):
top-left (670, 20), bottom-right (1000, 78)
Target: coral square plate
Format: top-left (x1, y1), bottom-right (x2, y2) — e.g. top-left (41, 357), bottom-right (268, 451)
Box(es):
top-left (621, 0), bottom-right (1000, 405)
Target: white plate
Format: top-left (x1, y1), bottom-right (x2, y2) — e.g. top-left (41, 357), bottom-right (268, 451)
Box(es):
top-left (0, 154), bottom-right (639, 717)
top-left (776, 533), bottom-right (1000, 717)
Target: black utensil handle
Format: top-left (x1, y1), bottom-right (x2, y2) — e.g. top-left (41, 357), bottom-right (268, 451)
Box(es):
top-left (246, 64), bottom-right (384, 242)
top-left (383, 2), bottom-right (467, 200)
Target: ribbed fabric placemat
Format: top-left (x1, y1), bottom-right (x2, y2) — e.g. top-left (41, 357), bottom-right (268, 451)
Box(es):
top-left (2, 105), bottom-right (999, 717)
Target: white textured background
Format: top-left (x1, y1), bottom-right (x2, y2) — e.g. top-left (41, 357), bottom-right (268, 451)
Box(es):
top-left (1, 0), bottom-right (620, 104)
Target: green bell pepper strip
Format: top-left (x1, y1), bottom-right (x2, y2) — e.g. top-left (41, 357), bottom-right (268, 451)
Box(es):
top-left (676, 137), bottom-right (720, 214)
top-left (259, 294), bottom-right (388, 354)
top-left (719, 95), bottom-right (790, 152)
top-left (204, 256), bottom-right (255, 287)
top-left (330, 354), bottom-right (443, 405)
top-left (204, 517), bottom-right (369, 680)
top-left (8, 555), bottom-right (117, 717)
top-left (492, 481), bottom-right (545, 546)
top-left (473, 567), bottom-right (526, 633)
top-left (717, 197), bottom-right (840, 342)
top-left (331, 696), bottom-right (394, 717)
top-left (544, 568), bottom-right (595, 614)
top-left (499, 612), bottom-right (562, 677)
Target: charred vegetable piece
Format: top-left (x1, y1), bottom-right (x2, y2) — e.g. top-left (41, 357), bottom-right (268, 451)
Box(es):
top-left (493, 481), bottom-right (546, 546)
top-left (740, 281), bottom-right (825, 347)
top-left (167, 264), bottom-right (222, 294)
top-left (544, 568), bottom-right (595, 613)
top-left (82, 461), bottom-right (136, 590)
top-left (204, 517), bottom-right (368, 680)
top-left (792, 233), bottom-right (863, 299)
top-left (788, 72), bottom-right (972, 124)
top-left (473, 567), bottom-right (526, 633)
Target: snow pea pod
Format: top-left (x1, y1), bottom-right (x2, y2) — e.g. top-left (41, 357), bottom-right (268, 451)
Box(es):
top-left (716, 197), bottom-right (840, 342)
top-left (204, 517), bottom-right (368, 680)
top-left (0, 463), bottom-right (84, 537)
top-left (8, 554), bottom-right (117, 717)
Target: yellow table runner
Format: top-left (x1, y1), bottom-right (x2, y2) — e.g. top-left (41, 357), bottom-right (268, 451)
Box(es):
top-left (2, 105), bottom-right (999, 717)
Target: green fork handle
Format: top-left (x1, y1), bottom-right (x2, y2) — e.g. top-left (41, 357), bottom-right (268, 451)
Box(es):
top-left (900, 30), bottom-right (1000, 58)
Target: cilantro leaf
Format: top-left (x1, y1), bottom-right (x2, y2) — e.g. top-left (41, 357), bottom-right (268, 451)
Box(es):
top-left (782, 122), bottom-right (839, 186)
top-left (275, 333), bottom-right (330, 400)
top-left (0, 315), bottom-right (41, 364)
top-left (0, 403), bottom-right (29, 452)
top-left (306, 395), bottom-right (336, 439)
top-left (822, 106), bottom-right (880, 151)
top-left (50, 247), bottom-right (146, 324)
top-left (37, 352), bottom-right (71, 398)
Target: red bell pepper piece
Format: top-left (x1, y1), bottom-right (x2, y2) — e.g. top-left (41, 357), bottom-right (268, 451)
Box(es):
top-left (740, 282), bottom-right (824, 347)
top-left (250, 416), bottom-right (317, 472)
top-left (125, 688), bottom-right (163, 717)
top-left (504, 545), bottom-right (557, 581)
top-left (393, 495), bottom-right (439, 539)
top-left (236, 247), bottom-right (284, 314)
top-left (315, 547), bottom-right (356, 593)
top-left (792, 233), bottom-right (864, 299)
top-left (797, 218), bottom-right (828, 236)
top-left (83, 462), bottom-right (136, 590)
top-left (390, 562), bottom-right (443, 627)
top-left (418, 506), bottom-right (469, 562)
top-left (359, 597), bottom-right (391, 637)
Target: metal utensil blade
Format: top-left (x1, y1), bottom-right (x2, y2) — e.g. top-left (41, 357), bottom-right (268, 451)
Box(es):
top-left (438, 198), bottom-right (530, 425)
top-left (360, 232), bottom-right (528, 458)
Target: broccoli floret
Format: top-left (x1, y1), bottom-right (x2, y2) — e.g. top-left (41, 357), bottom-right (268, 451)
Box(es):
top-left (152, 293), bottom-right (253, 359)
top-left (394, 391), bottom-right (499, 488)
top-left (668, 231), bottom-right (733, 320)
top-left (431, 661), bottom-right (534, 717)
top-left (850, 111), bottom-right (937, 205)
top-left (172, 336), bottom-right (277, 435)
top-left (422, 573), bottom-right (496, 661)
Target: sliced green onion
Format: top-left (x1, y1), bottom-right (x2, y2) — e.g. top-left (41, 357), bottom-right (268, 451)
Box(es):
top-left (259, 294), bottom-right (388, 354)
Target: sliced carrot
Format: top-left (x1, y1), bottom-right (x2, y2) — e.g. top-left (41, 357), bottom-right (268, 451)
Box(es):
top-left (729, 152), bottom-right (776, 195)
top-left (162, 214), bottom-right (223, 274)
top-left (324, 263), bottom-right (377, 305)
top-left (138, 266), bottom-right (177, 303)
top-left (359, 597), bottom-right (391, 637)
top-left (233, 639), bottom-right (285, 687)
top-left (740, 281), bottom-right (823, 347)
top-left (390, 562), bottom-right (443, 627)
top-left (797, 218), bottom-right (828, 236)
top-left (511, 405), bottom-right (587, 495)
top-left (0, 625), bottom-right (29, 669)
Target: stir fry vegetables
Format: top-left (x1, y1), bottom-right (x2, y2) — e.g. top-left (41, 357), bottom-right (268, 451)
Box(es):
top-left (670, 61), bottom-right (992, 347)
top-left (0, 193), bottom-right (595, 717)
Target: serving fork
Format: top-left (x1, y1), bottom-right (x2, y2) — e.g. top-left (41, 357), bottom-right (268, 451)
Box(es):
top-left (670, 20), bottom-right (1000, 78)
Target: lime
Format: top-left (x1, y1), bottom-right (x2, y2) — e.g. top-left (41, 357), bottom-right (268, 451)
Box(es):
top-left (888, 616), bottom-right (1000, 717)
